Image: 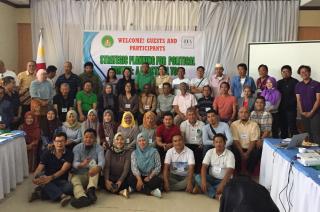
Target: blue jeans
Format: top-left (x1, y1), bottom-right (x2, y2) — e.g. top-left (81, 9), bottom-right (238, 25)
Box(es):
top-left (195, 174), bottom-right (221, 198)
top-left (41, 179), bottom-right (73, 201)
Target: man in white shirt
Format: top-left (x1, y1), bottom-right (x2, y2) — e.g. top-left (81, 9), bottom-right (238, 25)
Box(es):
top-left (163, 134), bottom-right (195, 192)
top-left (195, 133), bottom-right (235, 200)
top-left (190, 66), bottom-right (209, 100)
top-left (180, 107), bottom-right (205, 173)
top-left (0, 60), bottom-right (18, 86)
top-left (172, 67), bottom-right (190, 95)
top-left (173, 82), bottom-right (197, 125)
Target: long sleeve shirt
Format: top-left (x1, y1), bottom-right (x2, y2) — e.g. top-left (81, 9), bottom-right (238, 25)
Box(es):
top-left (230, 76), bottom-right (256, 99)
top-left (131, 150), bottom-right (161, 177)
top-left (104, 150), bottom-right (131, 182)
top-left (118, 94), bottom-right (139, 114)
top-left (30, 80), bottom-right (53, 102)
top-left (72, 143), bottom-right (105, 174)
top-left (62, 125), bottom-right (82, 144)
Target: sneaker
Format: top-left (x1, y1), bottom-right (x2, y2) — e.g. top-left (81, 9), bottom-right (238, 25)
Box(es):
top-left (60, 195), bottom-right (71, 207)
top-left (86, 187), bottom-right (97, 202)
top-left (119, 189), bottom-right (129, 199)
top-left (150, 188), bottom-right (162, 198)
top-left (28, 190), bottom-right (41, 202)
top-left (70, 196), bottom-right (93, 208)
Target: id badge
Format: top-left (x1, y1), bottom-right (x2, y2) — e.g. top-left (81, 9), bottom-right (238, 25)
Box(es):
top-left (205, 107), bottom-right (211, 112)
top-left (106, 137), bottom-right (110, 142)
top-left (62, 108), bottom-right (67, 113)
top-left (240, 133), bottom-right (248, 140)
top-left (126, 138), bottom-right (130, 144)
top-left (125, 104), bottom-right (131, 109)
top-left (149, 138), bottom-right (153, 144)
top-left (0, 116), bottom-right (2, 122)
top-left (159, 84), bottom-right (163, 89)
top-left (213, 166), bottom-right (222, 174)
top-left (144, 105), bottom-right (150, 110)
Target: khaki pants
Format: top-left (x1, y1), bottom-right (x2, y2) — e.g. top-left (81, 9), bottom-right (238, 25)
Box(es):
top-left (71, 172), bottom-right (99, 199)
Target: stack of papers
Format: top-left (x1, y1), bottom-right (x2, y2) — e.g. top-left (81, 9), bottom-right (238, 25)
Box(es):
top-left (297, 151), bottom-right (320, 166)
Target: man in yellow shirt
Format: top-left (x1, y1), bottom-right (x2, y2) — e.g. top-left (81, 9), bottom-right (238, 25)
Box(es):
top-left (230, 107), bottom-right (260, 175)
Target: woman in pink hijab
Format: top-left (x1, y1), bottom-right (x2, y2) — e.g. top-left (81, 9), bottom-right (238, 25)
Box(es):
top-left (30, 69), bottom-right (54, 124)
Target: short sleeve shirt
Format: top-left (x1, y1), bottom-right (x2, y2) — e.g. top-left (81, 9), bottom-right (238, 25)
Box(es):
top-left (156, 124), bottom-right (181, 144)
top-left (135, 71), bottom-right (155, 92)
top-left (230, 120), bottom-right (260, 149)
top-left (213, 95), bottom-right (237, 120)
top-left (40, 149), bottom-right (73, 181)
top-left (76, 91), bottom-right (97, 113)
top-left (180, 120), bottom-right (205, 145)
top-left (165, 146), bottom-right (195, 176)
top-left (202, 148), bottom-right (235, 179)
top-left (172, 93), bottom-right (198, 115)
top-left (295, 79), bottom-right (320, 112)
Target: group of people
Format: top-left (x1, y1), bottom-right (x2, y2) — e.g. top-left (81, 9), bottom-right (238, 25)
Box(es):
top-left (0, 59), bottom-right (319, 208)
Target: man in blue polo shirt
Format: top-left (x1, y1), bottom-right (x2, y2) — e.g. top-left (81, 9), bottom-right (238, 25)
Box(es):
top-left (230, 63), bottom-right (256, 99)
top-left (29, 132), bottom-right (73, 207)
top-left (295, 65), bottom-right (320, 144)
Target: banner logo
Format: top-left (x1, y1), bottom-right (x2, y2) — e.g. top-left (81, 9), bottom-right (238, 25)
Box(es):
top-left (101, 35), bottom-right (114, 48)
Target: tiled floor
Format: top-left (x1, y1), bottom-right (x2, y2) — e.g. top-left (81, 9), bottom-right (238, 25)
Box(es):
top-left (0, 177), bottom-right (220, 212)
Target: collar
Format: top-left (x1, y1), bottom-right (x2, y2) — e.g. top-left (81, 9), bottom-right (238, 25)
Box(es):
top-left (215, 148), bottom-right (227, 157)
top-left (173, 146), bottom-right (187, 155)
top-left (26, 70), bottom-right (35, 76)
top-left (303, 78), bottom-right (312, 85)
top-left (240, 119), bottom-right (250, 125)
top-left (187, 120), bottom-right (200, 127)
top-left (214, 74), bottom-right (224, 79)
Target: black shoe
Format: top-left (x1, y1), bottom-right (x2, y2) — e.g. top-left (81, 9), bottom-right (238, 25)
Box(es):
top-left (70, 196), bottom-right (93, 208)
top-left (86, 187), bottom-right (97, 202)
top-left (29, 189), bottom-right (41, 202)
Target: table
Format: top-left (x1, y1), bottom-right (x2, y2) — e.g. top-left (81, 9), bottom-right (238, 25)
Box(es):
top-left (260, 139), bottom-right (320, 212)
top-left (0, 131), bottom-right (29, 200)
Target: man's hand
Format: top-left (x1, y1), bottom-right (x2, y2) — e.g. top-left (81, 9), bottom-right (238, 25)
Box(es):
top-left (256, 140), bottom-right (263, 149)
top-left (115, 180), bottom-right (122, 190)
top-left (216, 182), bottom-right (224, 195)
top-left (144, 176), bottom-right (151, 182)
top-left (35, 176), bottom-right (52, 185)
top-left (185, 182), bottom-right (193, 193)
top-left (80, 158), bottom-right (91, 168)
top-left (201, 180), bottom-right (207, 193)
top-left (0, 124), bottom-right (6, 130)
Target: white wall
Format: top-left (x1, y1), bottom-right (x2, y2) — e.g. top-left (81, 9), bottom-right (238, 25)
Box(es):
top-left (0, 3), bottom-right (31, 72)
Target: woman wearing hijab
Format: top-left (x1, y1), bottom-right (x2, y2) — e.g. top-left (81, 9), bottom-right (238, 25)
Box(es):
top-left (40, 107), bottom-right (62, 151)
top-left (97, 84), bottom-right (118, 122)
top-left (261, 77), bottom-right (281, 138)
top-left (117, 112), bottom-right (140, 151)
top-left (81, 109), bottom-right (100, 143)
top-left (62, 110), bottom-right (82, 149)
top-left (30, 69), bottom-right (54, 123)
top-left (129, 133), bottom-right (162, 198)
top-left (104, 133), bottom-right (131, 198)
top-left (99, 110), bottom-right (117, 150)
top-left (19, 111), bottom-right (41, 172)
top-left (139, 111), bottom-right (156, 147)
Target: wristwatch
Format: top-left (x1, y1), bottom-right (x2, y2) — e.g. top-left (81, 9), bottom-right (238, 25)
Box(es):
top-left (51, 175), bottom-right (56, 180)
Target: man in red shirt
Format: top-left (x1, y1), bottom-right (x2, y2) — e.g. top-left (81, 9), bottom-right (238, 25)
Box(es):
top-left (156, 112), bottom-right (181, 162)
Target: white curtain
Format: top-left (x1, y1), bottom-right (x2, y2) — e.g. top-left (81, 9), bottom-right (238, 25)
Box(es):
top-left (31, 0), bottom-right (299, 77)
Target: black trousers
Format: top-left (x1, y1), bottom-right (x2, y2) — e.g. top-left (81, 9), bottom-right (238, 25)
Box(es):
top-left (128, 174), bottom-right (162, 194)
top-left (105, 176), bottom-right (131, 193)
top-left (271, 112), bottom-right (280, 138)
top-left (231, 145), bottom-right (262, 174)
top-left (279, 109), bottom-right (298, 139)
top-left (301, 111), bottom-right (320, 144)
top-left (186, 144), bottom-right (203, 173)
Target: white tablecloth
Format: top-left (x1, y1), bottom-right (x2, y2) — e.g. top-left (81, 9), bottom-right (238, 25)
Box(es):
top-left (260, 139), bottom-right (320, 212)
top-left (0, 134), bottom-right (29, 199)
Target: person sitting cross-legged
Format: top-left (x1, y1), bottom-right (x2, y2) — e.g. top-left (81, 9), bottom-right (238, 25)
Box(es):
top-left (195, 133), bottom-right (235, 200)
top-left (104, 133), bottom-right (132, 198)
top-left (128, 133), bottom-right (163, 198)
top-left (163, 134), bottom-right (195, 193)
top-left (29, 132), bottom-right (73, 207)
top-left (70, 128), bottom-right (105, 208)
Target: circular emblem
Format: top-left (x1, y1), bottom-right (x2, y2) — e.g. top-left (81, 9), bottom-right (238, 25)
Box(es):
top-left (101, 35), bottom-right (114, 48)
